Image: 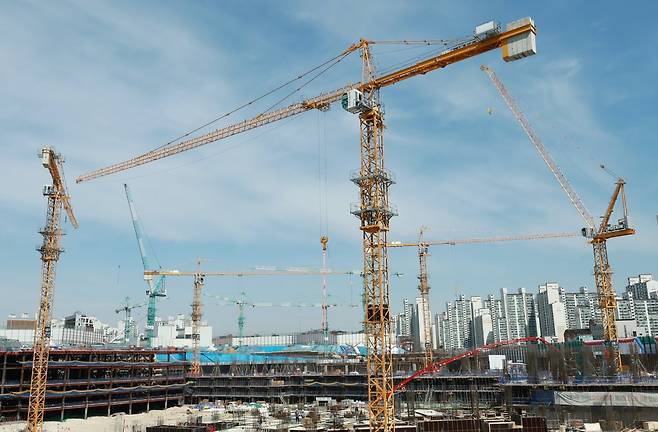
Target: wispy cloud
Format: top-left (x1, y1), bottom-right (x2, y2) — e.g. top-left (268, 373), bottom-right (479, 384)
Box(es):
top-left (1, 2), bottom-right (656, 333)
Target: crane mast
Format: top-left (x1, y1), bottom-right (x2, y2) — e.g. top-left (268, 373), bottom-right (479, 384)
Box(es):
top-left (320, 236), bottom-right (330, 344)
top-left (482, 65), bottom-right (635, 373)
top-left (238, 291), bottom-right (247, 338)
top-left (417, 228), bottom-right (433, 367)
top-left (28, 148), bottom-right (78, 432)
top-left (191, 266), bottom-right (204, 376)
top-left (345, 40), bottom-right (397, 432)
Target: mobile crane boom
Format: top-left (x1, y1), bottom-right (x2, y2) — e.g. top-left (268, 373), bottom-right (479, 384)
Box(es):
top-left (124, 184), bottom-right (166, 348)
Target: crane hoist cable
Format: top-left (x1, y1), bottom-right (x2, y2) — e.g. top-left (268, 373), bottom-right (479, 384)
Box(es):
top-left (99, 115), bottom-right (300, 183)
top-left (152, 48), bottom-right (359, 153)
top-left (262, 49), bottom-right (354, 114)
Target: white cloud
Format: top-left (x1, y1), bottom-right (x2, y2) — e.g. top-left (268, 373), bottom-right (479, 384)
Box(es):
top-left (1, 3), bottom-right (655, 333)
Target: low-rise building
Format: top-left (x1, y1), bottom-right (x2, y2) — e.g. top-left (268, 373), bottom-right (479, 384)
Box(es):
top-left (151, 314), bottom-right (213, 348)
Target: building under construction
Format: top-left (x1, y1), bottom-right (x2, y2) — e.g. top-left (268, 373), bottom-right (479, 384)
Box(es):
top-left (184, 337), bottom-right (658, 428)
top-left (3, 339), bottom-right (658, 428)
top-left (0, 348), bottom-right (187, 421)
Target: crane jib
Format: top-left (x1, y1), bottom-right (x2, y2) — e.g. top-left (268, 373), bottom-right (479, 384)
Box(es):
top-left (75, 22), bottom-right (535, 184)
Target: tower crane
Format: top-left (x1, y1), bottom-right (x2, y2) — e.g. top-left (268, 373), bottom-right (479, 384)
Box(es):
top-left (115, 296), bottom-right (145, 345)
top-left (208, 291), bottom-right (359, 339)
top-left (28, 148), bottom-right (79, 432)
top-left (145, 266), bottom-right (356, 375)
top-left (389, 230), bottom-right (579, 367)
top-left (77, 18), bottom-right (537, 432)
top-left (320, 236), bottom-right (330, 344)
top-left (124, 183), bottom-right (166, 348)
top-left (481, 65), bottom-right (635, 373)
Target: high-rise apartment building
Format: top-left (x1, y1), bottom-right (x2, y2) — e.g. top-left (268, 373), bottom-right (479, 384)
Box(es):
top-left (627, 274), bottom-right (658, 300)
top-left (413, 297), bottom-right (432, 350)
top-left (536, 282), bottom-right (568, 342)
top-left (472, 307), bottom-right (493, 346)
top-left (501, 287), bottom-right (539, 340)
top-left (562, 286), bottom-right (600, 329)
top-left (420, 273), bottom-right (658, 352)
top-left (483, 294), bottom-right (507, 342)
top-left (625, 275), bottom-right (658, 335)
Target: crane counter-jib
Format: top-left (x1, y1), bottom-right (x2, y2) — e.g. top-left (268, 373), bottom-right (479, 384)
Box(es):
top-left (75, 19), bottom-right (536, 184)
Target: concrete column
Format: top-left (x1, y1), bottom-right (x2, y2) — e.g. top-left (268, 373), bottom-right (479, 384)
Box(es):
top-left (1, 354), bottom-right (7, 393)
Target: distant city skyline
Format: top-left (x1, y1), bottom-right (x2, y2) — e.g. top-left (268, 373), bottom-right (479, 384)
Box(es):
top-left (396, 272), bottom-right (658, 351)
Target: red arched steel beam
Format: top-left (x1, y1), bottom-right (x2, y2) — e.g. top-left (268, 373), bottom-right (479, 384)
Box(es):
top-left (392, 336), bottom-right (556, 393)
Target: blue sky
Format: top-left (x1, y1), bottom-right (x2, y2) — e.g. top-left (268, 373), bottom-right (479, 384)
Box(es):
top-left (1, 1), bottom-right (657, 336)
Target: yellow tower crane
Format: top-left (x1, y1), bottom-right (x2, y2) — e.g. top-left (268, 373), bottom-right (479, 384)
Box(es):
top-left (144, 267), bottom-right (356, 376)
top-left (389, 231), bottom-right (579, 367)
top-left (481, 65), bottom-right (635, 373)
top-left (320, 236), bottom-right (330, 344)
top-left (27, 148), bottom-right (79, 432)
top-left (77, 19), bottom-right (537, 432)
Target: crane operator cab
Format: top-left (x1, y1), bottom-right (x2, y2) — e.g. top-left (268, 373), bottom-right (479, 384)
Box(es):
top-left (342, 89), bottom-right (372, 114)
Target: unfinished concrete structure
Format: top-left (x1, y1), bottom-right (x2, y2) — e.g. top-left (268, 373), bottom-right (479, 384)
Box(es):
top-left (0, 348), bottom-right (187, 421)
